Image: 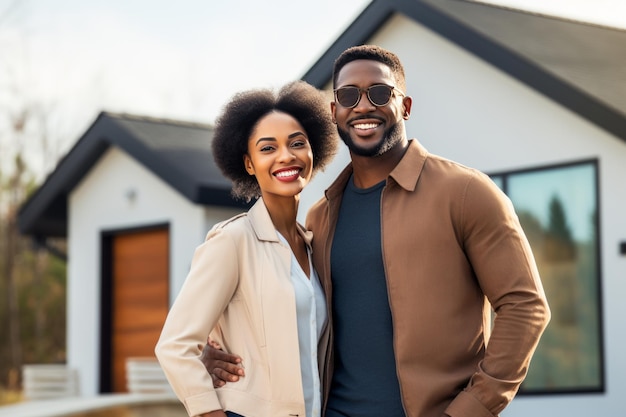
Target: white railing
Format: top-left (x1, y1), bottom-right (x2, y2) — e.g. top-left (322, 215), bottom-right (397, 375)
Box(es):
top-left (0, 393), bottom-right (183, 417)
top-left (22, 364), bottom-right (79, 401)
top-left (125, 357), bottom-right (172, 394)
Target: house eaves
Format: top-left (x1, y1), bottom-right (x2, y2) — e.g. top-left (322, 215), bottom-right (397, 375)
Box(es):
top-left (18, 112), bottom-right (246, 238)
top-left (302, 0), bottom-right (626, 143)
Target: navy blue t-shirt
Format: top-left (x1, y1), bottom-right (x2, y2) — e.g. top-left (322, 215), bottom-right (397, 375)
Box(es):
top-left (325, 176), bottom-right (405, 417)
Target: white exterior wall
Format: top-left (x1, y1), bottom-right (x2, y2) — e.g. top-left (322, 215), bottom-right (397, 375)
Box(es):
top-left (67, 147), bottom-right (241, 396)
top-left (63, 13), bottom-right (626, 410)
top-left (298, 13), bottom-right (626, 416)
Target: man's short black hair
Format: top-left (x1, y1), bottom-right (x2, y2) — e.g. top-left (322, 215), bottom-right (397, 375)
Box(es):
top-left (212, 81), bottom-right (338, 202)
top-left (333, 44), bottom-right (406, 91)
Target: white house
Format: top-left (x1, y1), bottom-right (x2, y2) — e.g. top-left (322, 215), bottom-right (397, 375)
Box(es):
top-left (18, 0), bottom-right (626, 415)
top-left (18, 114), bottom-right (249, 396)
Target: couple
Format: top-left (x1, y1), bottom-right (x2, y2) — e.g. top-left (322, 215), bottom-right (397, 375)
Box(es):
top-left (155, 45), bottom-right (550, 417)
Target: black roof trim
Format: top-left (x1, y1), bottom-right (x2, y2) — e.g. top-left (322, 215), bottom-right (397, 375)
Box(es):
top-left (301, 0), bottom-right (626, 142)
top-left (301, 0), bottom-right (394, 87)
top-left (18, 112), bottom-right (247, 238)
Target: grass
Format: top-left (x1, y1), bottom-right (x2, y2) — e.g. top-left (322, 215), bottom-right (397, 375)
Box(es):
top-left (0, 388), bottom-right (23, 405)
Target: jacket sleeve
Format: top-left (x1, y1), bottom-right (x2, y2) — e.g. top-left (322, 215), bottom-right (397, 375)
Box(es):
top-left (155, 227), bottom-right (239, 417)
top-left (445, 172), bottom-right (551, 417)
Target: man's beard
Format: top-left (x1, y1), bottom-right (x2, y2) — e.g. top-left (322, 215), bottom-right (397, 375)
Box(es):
top-left (337, 121), bottom-right (403, 157)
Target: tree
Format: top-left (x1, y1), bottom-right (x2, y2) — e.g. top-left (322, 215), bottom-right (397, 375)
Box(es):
top-left (0, 112), bottom-right (68, 394)
top-left (1, 3), bottom-right (68, 393)
top-left (545, 194), bottom-right (576, 262)
top-left (1, 126), bottom-right (27, 391)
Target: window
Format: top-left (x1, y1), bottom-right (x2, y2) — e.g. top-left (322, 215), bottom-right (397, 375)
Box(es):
top-left (490, 160), bottom-right (603, 393)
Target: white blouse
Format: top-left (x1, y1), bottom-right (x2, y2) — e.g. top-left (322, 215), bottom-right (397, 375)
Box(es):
top-left (277, 232), bottom-right (327, 417)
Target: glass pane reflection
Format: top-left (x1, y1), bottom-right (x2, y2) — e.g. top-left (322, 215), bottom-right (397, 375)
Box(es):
top-left (491, 162), bottom-right (602, 393)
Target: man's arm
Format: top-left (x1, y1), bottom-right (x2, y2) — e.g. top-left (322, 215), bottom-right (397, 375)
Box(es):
top-left (445, 173), bottom-right (550, 416)
top-left (200, 412), bottom-right (227, 417)
top-left (200, 340), bottom-right (245, 387)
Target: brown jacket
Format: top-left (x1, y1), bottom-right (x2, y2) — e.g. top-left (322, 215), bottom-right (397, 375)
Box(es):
top-left (306, 140), bottom-right (550, 417)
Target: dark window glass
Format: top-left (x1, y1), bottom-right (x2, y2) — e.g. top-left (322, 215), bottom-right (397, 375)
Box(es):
top-left (491, 161), bottom-right (602, 394)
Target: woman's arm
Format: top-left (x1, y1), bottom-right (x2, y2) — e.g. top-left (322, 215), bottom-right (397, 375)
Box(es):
top-left (155, 229), bottom-right (240, 416)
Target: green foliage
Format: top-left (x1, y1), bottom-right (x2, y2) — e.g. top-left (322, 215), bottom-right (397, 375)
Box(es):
top-left (0, 238), bottom-right (67, 390)
top-left (0, 149), bottom-right (68, 391)
top-left (19, 248), bottom-right (67, 364)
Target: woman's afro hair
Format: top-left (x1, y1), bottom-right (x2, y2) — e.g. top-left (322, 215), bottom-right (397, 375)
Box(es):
top-left (211, 80), bottom-right (338, 201)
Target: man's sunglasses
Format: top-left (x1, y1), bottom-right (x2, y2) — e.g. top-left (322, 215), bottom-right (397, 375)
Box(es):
top-left (333, 84), bottom-right (404, 108)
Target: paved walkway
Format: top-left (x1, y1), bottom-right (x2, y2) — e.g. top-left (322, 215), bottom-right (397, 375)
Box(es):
top-left (0, 393), bottom-right (186, 417)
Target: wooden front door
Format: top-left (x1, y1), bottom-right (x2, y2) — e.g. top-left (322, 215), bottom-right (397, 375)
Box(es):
top-left (110, 227), bottom-right (169, 393)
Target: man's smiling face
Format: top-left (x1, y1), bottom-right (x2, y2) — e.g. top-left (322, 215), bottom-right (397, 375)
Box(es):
top-left (331, 59), bottom-right (409, 157)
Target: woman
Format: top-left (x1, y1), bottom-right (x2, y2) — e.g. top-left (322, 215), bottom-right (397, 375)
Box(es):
top-left (155, 80), bottom-right (338, 417)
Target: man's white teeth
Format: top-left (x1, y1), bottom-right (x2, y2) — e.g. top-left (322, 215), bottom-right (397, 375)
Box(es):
top-left (275, 169), bottom-right (299, 178)
top-left (354, 123), bottom-right (379, 130)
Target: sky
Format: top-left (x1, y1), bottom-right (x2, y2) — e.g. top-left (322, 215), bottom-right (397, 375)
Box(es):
top-left (1, 0), bottom-right (625, 178)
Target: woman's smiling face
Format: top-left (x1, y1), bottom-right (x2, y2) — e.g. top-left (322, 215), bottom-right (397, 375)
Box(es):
top-left (244, 111), bottom-right (313, 200)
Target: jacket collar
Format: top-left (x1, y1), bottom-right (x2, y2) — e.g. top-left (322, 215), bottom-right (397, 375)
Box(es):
top-left (248, 198), bottom-right (313, 249)
top-left (325, 139), bottom-right (429, 199)
top-left (388, 139), bottom-right (428, 192)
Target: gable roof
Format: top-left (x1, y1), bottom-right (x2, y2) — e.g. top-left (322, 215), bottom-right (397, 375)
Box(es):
top-left (302, 0), bottom-right (626, 142)
top-left (18, 112), bottom-right (246, 238)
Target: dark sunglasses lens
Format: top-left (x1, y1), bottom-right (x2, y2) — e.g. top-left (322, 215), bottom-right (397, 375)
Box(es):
top-left (336, 87), bottom-right (360, 107)
top-left (368, 85), bottom-right (393, 106)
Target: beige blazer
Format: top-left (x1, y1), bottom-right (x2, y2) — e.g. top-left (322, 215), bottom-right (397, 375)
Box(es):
top-left (156, 199), bottom-right (323, 417)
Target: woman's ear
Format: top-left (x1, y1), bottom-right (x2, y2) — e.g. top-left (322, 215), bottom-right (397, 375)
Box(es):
top-left (243, 154), bottom-right (255, 175)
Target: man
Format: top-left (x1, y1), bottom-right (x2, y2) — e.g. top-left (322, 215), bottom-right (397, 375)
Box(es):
top-left (204, 45), bottom-right (550, 417)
